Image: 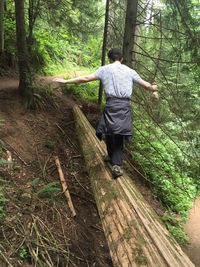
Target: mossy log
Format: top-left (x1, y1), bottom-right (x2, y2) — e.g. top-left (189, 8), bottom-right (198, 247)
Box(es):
top-left (73, 105), bottom-right (194, 267)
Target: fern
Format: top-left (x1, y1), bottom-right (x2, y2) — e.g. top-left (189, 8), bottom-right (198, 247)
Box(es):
top-left (37, 181), bottom-right (61, 197)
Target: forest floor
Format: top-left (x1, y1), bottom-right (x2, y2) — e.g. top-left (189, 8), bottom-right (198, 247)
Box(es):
top-left (0, 77), bottom-right (112, 267)
top-left (0, 77), bottom-right (199, 267)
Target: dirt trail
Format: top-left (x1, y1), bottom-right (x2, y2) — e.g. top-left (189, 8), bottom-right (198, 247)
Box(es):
top-left (0, 77), bottom-right (19, 90)
top-left (185, 198), bottom-right (200, 267)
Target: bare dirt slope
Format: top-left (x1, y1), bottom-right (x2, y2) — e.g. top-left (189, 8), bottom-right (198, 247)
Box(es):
top-left (0, 78), bottom-right (112, 267)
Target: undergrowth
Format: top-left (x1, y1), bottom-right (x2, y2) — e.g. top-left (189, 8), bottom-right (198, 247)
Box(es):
top-left (68, 82), bottom-right (99, 103)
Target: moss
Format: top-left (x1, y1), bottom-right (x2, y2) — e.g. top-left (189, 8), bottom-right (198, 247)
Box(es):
top-left (109, 240), bottom-right (119, 252)
top-left (123, 226), bottom-right (133, 241)
top-left (132, 246), bottom-right (149, 266)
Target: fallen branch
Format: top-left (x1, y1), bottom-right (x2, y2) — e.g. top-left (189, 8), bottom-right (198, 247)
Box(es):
top-left (71, 172), bottom-right (92, 196)
top-left (56, 123), bottom-right (77, 149)
top-left (55, 156), bottom-right (76, 217)
top-left (0, 245), bottom-right (13, 267)
top-left (2, 143), bottom-right (28, 166)
top-left (6, 150), bottom-right (12, 169)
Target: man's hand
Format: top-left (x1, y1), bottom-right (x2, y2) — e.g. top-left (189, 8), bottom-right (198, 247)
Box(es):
top-left (52, 77), bottom-right (67, 83)
top-left (151, 83), bottom-right (158, 91)
top-left (151, 91), bottom-right (159, 101)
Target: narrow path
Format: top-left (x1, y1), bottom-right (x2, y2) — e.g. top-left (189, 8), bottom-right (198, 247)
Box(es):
top-left (0, 78), bottom-right (19, 90)
top-left (185, 198), bottom-right (200, 267)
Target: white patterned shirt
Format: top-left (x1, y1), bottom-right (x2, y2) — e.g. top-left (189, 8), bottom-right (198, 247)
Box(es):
top-left (94, 62), bottom-right (141, 98)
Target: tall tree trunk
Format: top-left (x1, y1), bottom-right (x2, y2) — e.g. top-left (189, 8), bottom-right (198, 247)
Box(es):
top-left (98, 0), bottom-right (110, 105)
top-left (0, 0), bottom-right (4, 53)
top-left (28, 0), bottom-right (34, 48)
top-left (14, 0), bottom-right (33, 100)
top-left (123, 0), bottom-right (138, 67)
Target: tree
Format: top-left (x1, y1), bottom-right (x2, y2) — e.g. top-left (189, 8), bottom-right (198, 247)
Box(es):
top-left (0, 0), bottom-right (4, 53)
top-left (123, 0), bottom-right (138, 67)
top-left (98, 0), bottom-right (110, 105)
top-left (14, 0), bottom-right (33, 101)
top-left (27, 0), bottom-right (40, 49)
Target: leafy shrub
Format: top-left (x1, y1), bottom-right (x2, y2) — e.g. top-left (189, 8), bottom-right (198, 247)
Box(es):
top-left (68, 81), bottom-right (99, 103)
top-left (37, 182), bottom-right (61, 198)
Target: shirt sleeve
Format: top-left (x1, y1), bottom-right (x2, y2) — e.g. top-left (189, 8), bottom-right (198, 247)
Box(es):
top-left (93, 66), bottom-right (104, 80)
top-left (131, 70), bottom-right (142, 83)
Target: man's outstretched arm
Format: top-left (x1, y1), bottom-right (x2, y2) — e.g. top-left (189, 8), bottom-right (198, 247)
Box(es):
top-left (53, 74), bottom-right (97, 84)
top-left (137, 79), bottom-right (159, 101)
top-left (137, 79), bottom-right (158, 92)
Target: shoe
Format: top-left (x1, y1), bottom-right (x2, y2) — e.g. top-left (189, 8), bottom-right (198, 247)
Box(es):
top-left (103, 155), bottom-right (111, 163)
top-left (112, 165), bottom-right (123, 178)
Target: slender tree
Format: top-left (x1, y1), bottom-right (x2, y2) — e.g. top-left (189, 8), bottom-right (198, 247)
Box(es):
top-left (123, 0), bottom-right (138, 67)
top-left (98, 0), bottom-right (110, 105)
top-left (0, 0), bottom-right (4, 53)
top-left (14, 0), bottom-right (33, 100)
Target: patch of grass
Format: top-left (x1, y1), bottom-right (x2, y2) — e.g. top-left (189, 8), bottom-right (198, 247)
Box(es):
top-left (18, 245), bottom-right (29, 260)
top-left (45, 140), bottom-right (55, 150)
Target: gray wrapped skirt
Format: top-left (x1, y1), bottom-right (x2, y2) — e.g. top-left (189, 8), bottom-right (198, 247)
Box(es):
top-left (96, 97), bottom-right (132, 142)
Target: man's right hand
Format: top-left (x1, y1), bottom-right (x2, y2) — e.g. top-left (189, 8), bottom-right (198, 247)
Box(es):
top-left (52, 77), bottom-right (67, 83)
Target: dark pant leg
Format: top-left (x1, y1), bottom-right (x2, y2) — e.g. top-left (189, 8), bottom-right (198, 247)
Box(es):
top-left (111, 135), bottom-right (124, 166)
top-left (105, 135), bottom-right (114, 158)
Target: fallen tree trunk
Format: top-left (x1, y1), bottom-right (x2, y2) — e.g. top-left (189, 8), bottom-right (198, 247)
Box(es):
top-left (73, 105), bottom-right (194, 267)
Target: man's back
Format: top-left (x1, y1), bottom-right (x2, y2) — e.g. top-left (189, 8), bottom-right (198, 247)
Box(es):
top-left (94, 62), bottom-right (141, 98)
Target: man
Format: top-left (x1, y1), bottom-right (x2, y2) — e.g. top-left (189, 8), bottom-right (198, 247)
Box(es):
top-left (53, 48), bottom-right (158, 178)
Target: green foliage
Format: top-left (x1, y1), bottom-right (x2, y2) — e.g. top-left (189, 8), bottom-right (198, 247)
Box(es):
top-left (45, 140), bottom-right (55, 150)
top-left (68, 81), bottom-right (99, 103)
top-left (3, 0), bottom-right (103, 74)
top-left (161, 211), bottom-right (189, 245)
top-left (18, 245), bottom-right (29, 260)
top-left (31, 177), bottom-right (40, 190)
top-left (4, 1), bottom-right (16, 54)
top-left (37, 181), bottom-right (61, 198)
top-left (131, 112), bottom-right (197, 215)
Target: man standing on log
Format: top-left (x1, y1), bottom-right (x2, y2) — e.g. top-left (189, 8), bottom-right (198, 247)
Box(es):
top-left (53, 48), bottom-right (158, 178)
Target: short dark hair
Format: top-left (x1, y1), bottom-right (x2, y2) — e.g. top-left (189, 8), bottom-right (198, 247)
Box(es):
top-left (107, 48), bottom-right (123, 61)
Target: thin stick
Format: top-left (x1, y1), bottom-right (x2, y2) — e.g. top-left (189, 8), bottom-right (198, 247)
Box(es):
top-left (71, 172), bottom-right (92, 196)
top-left (6, 150), bottom-right (12, 169)
top-left (55, 123), bottom-right (77, 149)
top-left (55, 156), bottom-right (76, 217)
top-left (0, 246), bottom-right (13, 267)
top-left (2, 143), bottom-right (28, 166)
